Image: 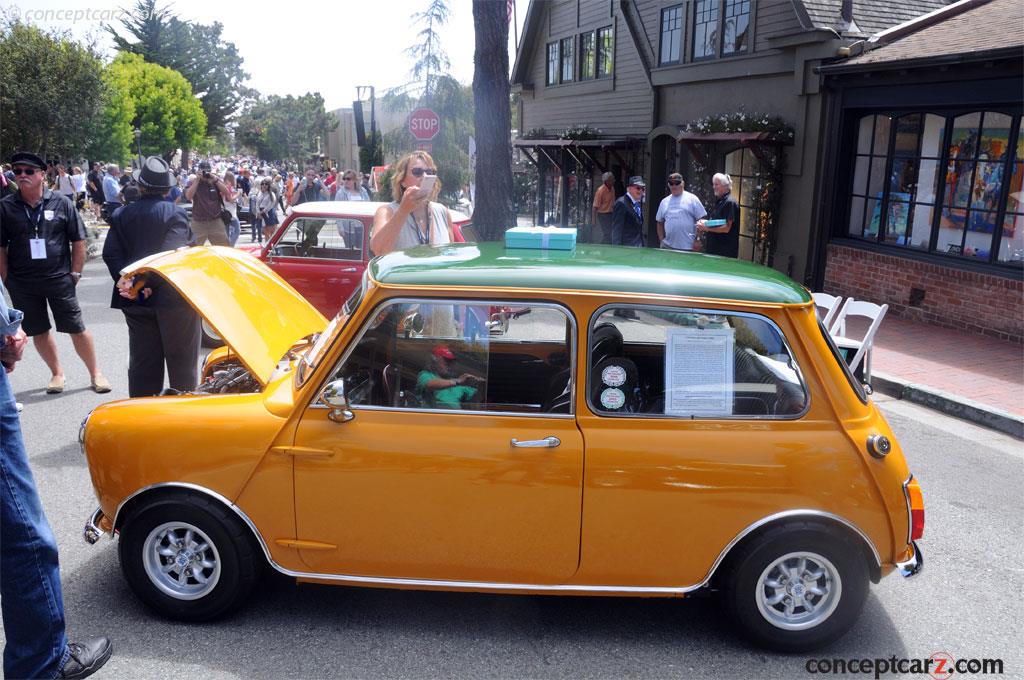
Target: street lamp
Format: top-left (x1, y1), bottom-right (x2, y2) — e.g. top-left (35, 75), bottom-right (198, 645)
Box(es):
top-left (133, 127), bottom-right (142, 167)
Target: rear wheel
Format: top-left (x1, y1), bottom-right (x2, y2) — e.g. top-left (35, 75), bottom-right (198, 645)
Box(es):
top-left (119, 493), bottom-right (262, 621)
top-left (720, 522), bottom-right (869, 652)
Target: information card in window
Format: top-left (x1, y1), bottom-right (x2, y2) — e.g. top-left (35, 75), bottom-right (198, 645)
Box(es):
top-left (664, 327), bottom-right (735, 417)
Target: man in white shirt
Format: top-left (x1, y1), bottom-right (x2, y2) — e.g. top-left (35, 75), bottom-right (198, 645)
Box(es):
top-left (656, 173), bottom-right (706, 251)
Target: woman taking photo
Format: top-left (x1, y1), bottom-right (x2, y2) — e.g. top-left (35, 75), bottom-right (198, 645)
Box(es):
top-left (371, 151), bottom-right (455, 256)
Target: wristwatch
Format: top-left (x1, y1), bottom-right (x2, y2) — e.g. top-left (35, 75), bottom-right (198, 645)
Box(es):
top-left (70, 272), bottom-right (82, 282)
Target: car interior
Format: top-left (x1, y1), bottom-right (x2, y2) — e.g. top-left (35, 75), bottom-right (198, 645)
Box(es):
top-left (271, 217), bottom-right (365, 261)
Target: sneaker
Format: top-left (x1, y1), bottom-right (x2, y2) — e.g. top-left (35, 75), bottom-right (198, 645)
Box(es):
top-left (16, 402), bottom-right (23, 413)
top-left (91, 375), bottom-right (112, 394)
top-left (59, 637), bottom-right (113, 679)
top-left (46, 375), bottom-right (66, 394)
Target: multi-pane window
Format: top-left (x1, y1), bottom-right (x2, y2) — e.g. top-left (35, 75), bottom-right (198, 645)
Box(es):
top-left (580, 31), bottom-right (596, 79)
top-left (724, 148), bottom-right (760, 261)
top-left (560, 37), bottom-right (575, 83)
top-left (846, 111), bottom-right (1023, 266)
top-left (546, 41), bottom-right (559, 86)
top-left (693, 0), bottom-right (751, 60)
top-left (597, 26), bottom-right (614, 77)
top-left (660, 5), bottom-right (684, 65)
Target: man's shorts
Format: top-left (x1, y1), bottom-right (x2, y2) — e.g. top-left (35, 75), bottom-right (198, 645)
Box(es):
top-left (6, 275), bottom-right (86, 336)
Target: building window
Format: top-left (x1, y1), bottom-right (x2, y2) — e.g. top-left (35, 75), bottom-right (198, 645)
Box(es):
top-left (693, 0), bottom-right (751, 60)
top-left (597, 26), bottom-right (614, 78)
top-left (845, 111), bottom-right (1022, 266)
top-left (660, 5), bottom-right (684, 65)
top-left (560, 37), bottom-right (575, 83)
top-left (724, 148), bottom-right (759, 261)
top-left (580, 31), bottom-right (596, 80)
top-left (546, 41), bottom-right (559, 86)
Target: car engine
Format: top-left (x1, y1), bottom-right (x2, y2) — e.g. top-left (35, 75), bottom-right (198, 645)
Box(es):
top-left (195, 360), bottom-right (261, 394)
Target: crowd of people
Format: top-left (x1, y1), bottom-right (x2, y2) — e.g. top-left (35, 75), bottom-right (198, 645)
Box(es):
top-left (592, 171), bottom-right (741, 258)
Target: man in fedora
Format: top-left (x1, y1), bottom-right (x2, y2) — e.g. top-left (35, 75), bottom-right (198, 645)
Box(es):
top-left (102, 156), bottom-right (200, 397)
top-left (0, 152), bottom-right (111, 394)
top-left (611, 175), bottom-right (647, 247)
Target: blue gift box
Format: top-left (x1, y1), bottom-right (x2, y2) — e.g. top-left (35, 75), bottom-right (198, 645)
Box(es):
top-left (505, 226), bottom-right (578, 251)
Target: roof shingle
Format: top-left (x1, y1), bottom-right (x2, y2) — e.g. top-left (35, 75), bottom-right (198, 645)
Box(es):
top-left (798, 0), bottom-right (952, 34)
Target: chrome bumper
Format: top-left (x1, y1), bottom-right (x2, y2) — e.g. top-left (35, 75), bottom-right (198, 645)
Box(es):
top-left (83, 507), bottom-right (107, 545)
top-left (896, 541), bottom-right (923, 578)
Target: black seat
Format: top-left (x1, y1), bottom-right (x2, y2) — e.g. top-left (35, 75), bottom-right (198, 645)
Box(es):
top-left (590, 357), bottom-right (640, 414)
top-left (541, 368), bottom-right (572, 413)
top-left (591, 322), bottom-right (623, 366)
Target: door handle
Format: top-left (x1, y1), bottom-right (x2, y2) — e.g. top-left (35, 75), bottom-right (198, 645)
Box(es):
top-left (339, 266), bottom-right (358, 273)
top-left (511, 436), bottom-right (561, 448)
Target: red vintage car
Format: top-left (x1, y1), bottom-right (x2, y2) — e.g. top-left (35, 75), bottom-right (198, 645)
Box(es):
top-left (203, 201), bottom-right (473, 345)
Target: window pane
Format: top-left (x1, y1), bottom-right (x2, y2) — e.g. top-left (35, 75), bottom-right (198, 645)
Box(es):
top-left (894, 114), bottom-right (921, 154)
top-left (937, 208), bottom-right (967, 254)
top-left (909, 204), bottom-right (934, 250)
top-left (998, 214), bottom-right (1024, 263)
top-left (336, 300), bottom-right (573, 413)
top-left (741, 176), bottom-right (757, 207)
top-left (546, 42), bottom-right (559, 85)
top-left (867, 157), bottom-right (887, 197)
top-left (852, 155), bottom-right (869, 194)
top-left (964, 211), bottom-right (996, 260)
top-left (848, 196), bottom-right (866, 237)
top-left (660, 5), bottom-right (683, 64)
top-left (950, 161), bottom-right (976, 207)
top-left (1017, 125), bottom-right (1024, 161)
top-left (890, 157), bottom-right (918, 198)
top-left (884, 201), bottom-right (910, 244)
top-left (589, 307), bottom-right (807, 418)
top-left (722, 0), bottom-right (750, 54)
top-left (597, 27), bottom-right (614, 76)
top-left (580, 32), bottom-right (595, 79)
top-left (740, 205), bottom-right (757, 236)
top-left (951, 112), bottom-right (982, 158)
top-left (974, 161), bottom-right (1004, 212)
top-left (561, 37), bottom-right (574, 82)
top-left (920, 114), bottom-right (946, 157)
top-left (1007, 162), bottom-right (1023, 213)
top-left (980, 112), bottom-right (1012, 161)
top-left (872, 115), bottom-right (891, 155)
top-left (692, 0), bottom-right (719, 59)
top-left (725, 148), bottom-right (742, 175)
top-left (856, 115), bottom-right (874, 155)
top-left (864, 196), bottom-right (882, 238)
top-left (916, 159), bottom-right (940, 203)
top-left (273, 218), bottom-right (363, 260)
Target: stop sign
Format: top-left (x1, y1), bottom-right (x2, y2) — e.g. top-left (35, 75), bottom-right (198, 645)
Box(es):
top-left (409, 108), bottom-right (441, 141)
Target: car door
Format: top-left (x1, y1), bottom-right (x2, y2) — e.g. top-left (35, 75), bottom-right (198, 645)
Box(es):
top-left (264, 214), bottom-right (366, 317)
top-left (288, 298), bottom-right (584, 584)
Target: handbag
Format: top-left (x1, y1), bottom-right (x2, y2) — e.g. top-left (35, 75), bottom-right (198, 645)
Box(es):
top-left (219, 208), bottom-right (233, 227)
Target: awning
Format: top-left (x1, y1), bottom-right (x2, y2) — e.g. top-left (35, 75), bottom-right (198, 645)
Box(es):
top-left (675, 131), bottom-right (791, 144)
top-left (512, 138), bottom-right (632, 148)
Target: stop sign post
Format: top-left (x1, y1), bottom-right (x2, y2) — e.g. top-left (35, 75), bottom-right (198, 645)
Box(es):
top-left (409, 108), bottom-right (440, 141)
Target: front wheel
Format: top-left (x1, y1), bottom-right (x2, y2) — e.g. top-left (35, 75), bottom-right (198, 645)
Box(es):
top-left (720, 522), bottom-right (869, 652)
top-left (118, 493), bottom-right (262, 621)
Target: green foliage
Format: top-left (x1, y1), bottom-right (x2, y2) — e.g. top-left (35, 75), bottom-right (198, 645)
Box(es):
top-left (0, 19), bottom-right (106, 161)
top-left (106, 0), bottom-right (250, 135)
top-left (681, 111), bottom-right (795, 141)
top-left (235, 93), bottom-right (336, 163)
top-left (359, 131), bottom-right (383, 174)
top-left (560, 125), bottom-right (602, 140)
top-left (381, 75), bottom-right (474, 207)
top-left (104, 53), bottom-right (207, 160)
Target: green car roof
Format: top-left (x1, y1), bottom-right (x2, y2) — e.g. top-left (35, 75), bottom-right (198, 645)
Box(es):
top-left (370, 242), bottom-right (811, 305)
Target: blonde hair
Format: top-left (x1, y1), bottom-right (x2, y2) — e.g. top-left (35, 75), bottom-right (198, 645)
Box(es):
top-left (390, 151), bottom-right (441, 202)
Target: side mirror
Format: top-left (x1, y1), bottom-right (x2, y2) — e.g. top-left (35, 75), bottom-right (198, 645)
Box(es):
top-left (320, 379), bottom-right (354, 423)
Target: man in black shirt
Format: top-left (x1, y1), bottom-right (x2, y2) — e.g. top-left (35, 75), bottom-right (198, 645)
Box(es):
top-left (103, 156), bottom-right (200, 397)
top-left (0, 152), bottom-right (111, 394)
top-left (697, 172), bottom-right (741, 258)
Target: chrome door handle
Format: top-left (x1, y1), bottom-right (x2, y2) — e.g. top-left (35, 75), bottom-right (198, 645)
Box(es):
top-left (340, 266), bottom-right (358, 272)
top-left (511, 436), bottom-right (560, 448)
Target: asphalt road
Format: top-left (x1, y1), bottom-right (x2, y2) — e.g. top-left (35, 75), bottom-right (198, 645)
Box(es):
top-left (2, 256), bottom-right (1021, 679)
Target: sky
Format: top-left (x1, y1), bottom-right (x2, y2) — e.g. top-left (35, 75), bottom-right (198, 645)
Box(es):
top-left (3, 0), bottom-right (531, 112)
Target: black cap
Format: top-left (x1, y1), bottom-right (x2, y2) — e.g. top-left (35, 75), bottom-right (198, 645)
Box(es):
top-left (198, 160), bottom-right (212, 171)
top-left (9, 152), bottom-right (45, 169)
top-left (132, 156), bottom-right (174, 189)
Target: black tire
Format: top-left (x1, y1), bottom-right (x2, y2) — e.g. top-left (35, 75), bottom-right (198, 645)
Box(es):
top-left (201, 319), bottom-right (224, 349)
top-left (720, 522), bottom-right (869, 652)
top-left (118, 492), bottom-right (262, 621)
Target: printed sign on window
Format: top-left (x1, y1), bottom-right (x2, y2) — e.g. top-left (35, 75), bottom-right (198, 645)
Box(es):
top-left (664, 327), bottom-right (735, 417)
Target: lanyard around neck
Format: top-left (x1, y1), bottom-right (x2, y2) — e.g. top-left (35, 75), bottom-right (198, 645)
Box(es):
top-left (23, 200), bottom-right (44, 239)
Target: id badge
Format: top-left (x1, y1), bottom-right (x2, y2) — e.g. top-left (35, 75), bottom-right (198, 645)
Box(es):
top-left (30, 238), bottom-right (47, 259)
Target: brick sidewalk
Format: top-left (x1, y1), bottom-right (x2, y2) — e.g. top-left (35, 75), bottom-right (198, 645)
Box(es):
top-left (845, 315), bottom-right (1024, 417)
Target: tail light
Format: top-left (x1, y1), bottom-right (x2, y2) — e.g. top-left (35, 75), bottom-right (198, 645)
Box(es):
top-left (903, 475), bottom-right (925, 542)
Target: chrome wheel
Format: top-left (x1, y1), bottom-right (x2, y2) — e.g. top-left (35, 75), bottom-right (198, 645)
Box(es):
top-left (142, 522), bottom-right (221, 601)
top-left (756, 551), bottom-right (841, 631)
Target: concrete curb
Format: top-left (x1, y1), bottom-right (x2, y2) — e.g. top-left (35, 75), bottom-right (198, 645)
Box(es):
top-left (873, 371), bottom-right (1024, 440)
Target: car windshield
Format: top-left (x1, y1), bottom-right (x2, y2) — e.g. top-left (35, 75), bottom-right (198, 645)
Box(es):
top-left (296, 277), bottom-right (366, 387)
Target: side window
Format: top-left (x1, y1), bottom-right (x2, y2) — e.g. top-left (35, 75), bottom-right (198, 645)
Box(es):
top-left (588, 306), bottom-right (808, 418)
top-left (271, 217), bottom-right (364, 261)
top-left (327, 300), bottom-right (574, 414)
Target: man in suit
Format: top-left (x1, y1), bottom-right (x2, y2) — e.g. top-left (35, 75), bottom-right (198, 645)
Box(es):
top-left (610, 175), bottom-right (646, 247)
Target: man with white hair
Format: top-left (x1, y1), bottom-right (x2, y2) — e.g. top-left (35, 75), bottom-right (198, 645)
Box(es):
top-left (656, 172), bottom-right (706, 252)
top-left (591, 171), bottom-right (616, 244)
top-left (697, 172), bottom-right (741, 258)
top-left (101, 164), bottom-right (122, 217)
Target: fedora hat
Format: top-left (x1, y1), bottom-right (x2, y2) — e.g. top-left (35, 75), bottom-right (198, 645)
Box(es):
top-left (133, 156), bottom-right (174, 189)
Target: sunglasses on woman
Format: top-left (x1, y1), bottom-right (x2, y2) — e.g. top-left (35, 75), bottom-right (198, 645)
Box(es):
top-left (11, 167), bottom-right (37, 176)
top-left (409, 167), bottom-right (437, 178)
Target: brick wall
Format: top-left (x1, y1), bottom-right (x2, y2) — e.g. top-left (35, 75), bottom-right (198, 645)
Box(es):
top-left (823, 244), bottom-right (1024, 344)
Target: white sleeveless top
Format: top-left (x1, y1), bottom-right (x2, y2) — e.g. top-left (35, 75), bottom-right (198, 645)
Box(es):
top-left (387, 201), bottom-right (451, 250)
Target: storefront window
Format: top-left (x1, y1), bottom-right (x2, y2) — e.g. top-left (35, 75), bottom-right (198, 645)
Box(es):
top-left (724, 148), bottom-right (759, 261)
top-left (845, 110), bottom-right (1022, 267)
top-left (999, 127), bottom-right (1024, 263)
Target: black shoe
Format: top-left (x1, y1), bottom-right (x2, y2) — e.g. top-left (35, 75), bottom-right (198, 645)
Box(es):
top-left (59, 637), bottom-right (113, 679)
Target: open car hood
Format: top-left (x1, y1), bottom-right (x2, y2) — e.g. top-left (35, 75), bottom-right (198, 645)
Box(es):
top-left (121, 246), bottom-right (328, 386)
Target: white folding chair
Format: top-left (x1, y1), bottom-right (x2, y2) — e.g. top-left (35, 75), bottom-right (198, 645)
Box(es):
top-left (812, 292), bottom-right (844, 330)
top-left (829, 299), bottom-right (888, 382)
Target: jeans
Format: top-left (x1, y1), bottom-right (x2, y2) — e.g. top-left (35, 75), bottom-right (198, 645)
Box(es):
top-left (0, 369), bottom-right (69, 679)
top-left (228, 217), bottom-right (241, 246)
